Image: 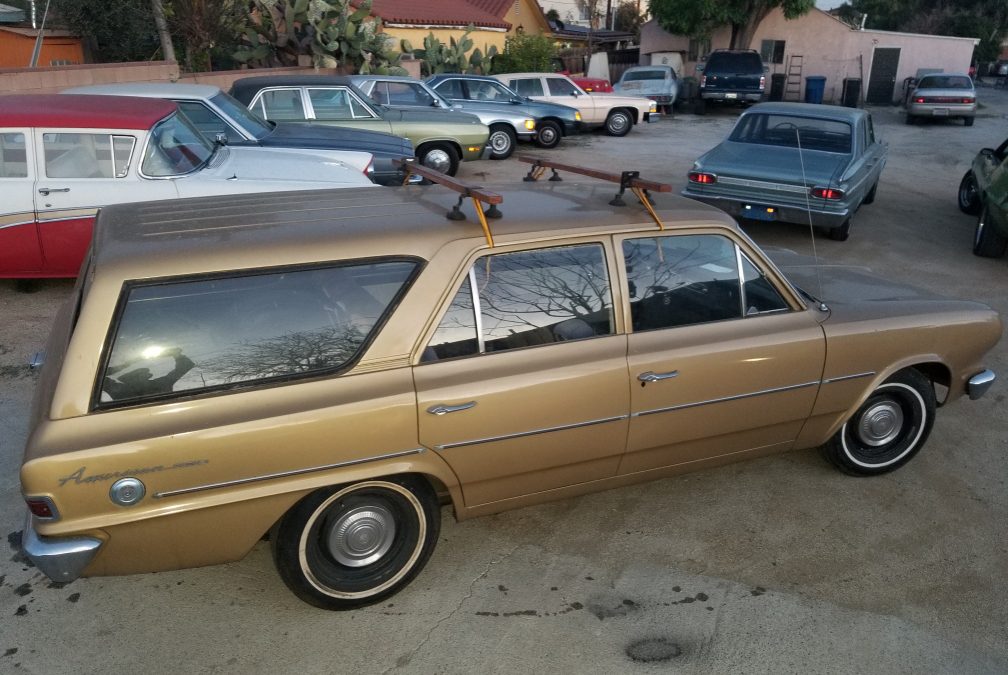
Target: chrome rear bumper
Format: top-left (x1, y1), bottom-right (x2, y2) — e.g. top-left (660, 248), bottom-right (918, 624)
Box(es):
top-left (967, 369), bottom-right (996, 400)
top-left (22, 513), bottom-right (102, 582)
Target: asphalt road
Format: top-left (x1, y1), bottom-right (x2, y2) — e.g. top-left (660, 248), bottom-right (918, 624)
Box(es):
top-left (1, 90), bottom-right (1006, 674)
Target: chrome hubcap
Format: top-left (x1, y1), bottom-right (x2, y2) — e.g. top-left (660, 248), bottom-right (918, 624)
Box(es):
top-left (609, 115), bottom-right (628, 132)
top-left (326, 504), bottom-right (396, 567)
top-left (422, 149), bottom-right (451, 173)
top-left (856, 400), bottom-right (903, 447)
top-left (539, 128), bottom-right (556, 143)
top-left (490, 131), bottom-right (510, 152)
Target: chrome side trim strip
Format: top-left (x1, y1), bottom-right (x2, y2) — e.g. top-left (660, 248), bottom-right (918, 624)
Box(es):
top-left (822, 371), bottom-right (875, 384)
top-left (470, 266), bottom-right (485, 354)
top-left (153, 447), bottom-right (425, 498)
top-left (0, 218), bottom-right (35, 231)
top-left (438, 414), bottom-right (628, 450)
top-left (634, 381), bottom-right (820, 418)
top-left (718, 176), bottom-right (809, 194)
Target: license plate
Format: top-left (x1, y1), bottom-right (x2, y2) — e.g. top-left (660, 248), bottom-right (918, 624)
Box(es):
top-left (725, 93), bottom-right (738, 99)
top-left (933, 108), bottom-right (949, 116)
top-left (743, 204), bottom-right (776, 221)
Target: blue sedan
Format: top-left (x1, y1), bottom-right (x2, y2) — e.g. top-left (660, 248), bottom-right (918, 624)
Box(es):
top-left (682, 102), bottom-right (887, 241)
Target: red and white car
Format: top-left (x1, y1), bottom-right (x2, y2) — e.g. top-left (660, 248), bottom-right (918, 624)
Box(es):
top-left (0, 94), bottom-right (375, 278)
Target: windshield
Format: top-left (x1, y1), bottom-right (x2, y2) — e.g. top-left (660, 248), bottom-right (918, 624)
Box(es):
top-left (210, 92), bottom-right (274, 139)
top-left (623, 69), bottom-right (668, 82)
top-left (916, 75), bottom-right (972, 89)
top-left (730, 113), bottom-right (852, 153)
top-left (141, 112), bottom-right (215, 177)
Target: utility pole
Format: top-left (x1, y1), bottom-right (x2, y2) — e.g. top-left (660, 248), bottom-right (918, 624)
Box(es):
top-left (150, 0), bottom-right (177, 63)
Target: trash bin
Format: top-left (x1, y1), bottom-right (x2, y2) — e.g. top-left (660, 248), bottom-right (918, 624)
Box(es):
top-left (769, 73), bottom-right (786, 102)
top-left (804, 76), bottom-right (826, 104)
top-left (841, 77), bottom-right (861, 107)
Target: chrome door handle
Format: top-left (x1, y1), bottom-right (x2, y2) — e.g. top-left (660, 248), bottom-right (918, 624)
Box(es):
top-left (427, 401), bottom-right (477, 415)
top-left (637, 370), bottom-right (679, 383)
top-left (38, 187), bottom-right (70, 196)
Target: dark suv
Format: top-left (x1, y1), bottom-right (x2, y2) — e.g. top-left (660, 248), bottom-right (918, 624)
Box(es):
top-left (697, 50), bottom-right (766, 114)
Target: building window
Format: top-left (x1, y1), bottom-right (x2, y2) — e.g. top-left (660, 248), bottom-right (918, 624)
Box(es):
top-left (688, 38), bottom-right (711, 62)
top-left (760, 39), bottom-right (786, 65)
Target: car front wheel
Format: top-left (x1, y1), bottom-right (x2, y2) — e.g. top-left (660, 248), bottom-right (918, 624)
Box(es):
top-left (605, 109), bottom-right (633, 136)
top-left (973, 204), bottom-right (1008, 257)
top-left (272, 476), bottom-right (440, 610)
top-left (417, 142), bottom-right (460, 176)
top-left (535, 120), bottom-right (562, 149)
top-left (958, 171), bottom-right (981, 215)
top-left (824, 369), bottom-right (935, 476)
top-left (487, 124), bottom-right (516, 160)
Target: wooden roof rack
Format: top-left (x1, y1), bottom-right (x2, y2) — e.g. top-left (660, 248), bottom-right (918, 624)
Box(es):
top-left (516, 155), bottom-right (672, 230)
top-left (394, 158), bottom-right (503, 247)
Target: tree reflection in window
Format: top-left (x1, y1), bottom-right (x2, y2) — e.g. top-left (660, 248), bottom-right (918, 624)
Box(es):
top-left (99, 261), bottom-right (417, 406)
top-left (425, 244), bottom-right (613, 360)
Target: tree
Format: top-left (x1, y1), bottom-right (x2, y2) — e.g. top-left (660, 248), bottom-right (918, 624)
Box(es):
top-left (167, 0), bottom-right (246, 71)
top-left (51, 0), bottom-right (162, 62)
top-left (648, 0), bottom-right (815, 50)
top-left (613, 1), bottom-right (644, 35)
top-left (491, 33), bottom-right (557, 73)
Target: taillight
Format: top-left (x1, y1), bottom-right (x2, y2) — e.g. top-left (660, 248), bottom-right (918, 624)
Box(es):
top-left (689, 171), bottom-right (717, 184)
top-left (759, 75), bottom-right (766, 90)
top-left (914, 97), bottom-right (926, 104)
top-left (26, 496), bottom-right (58, 520)
top-left (962, 97), bottom-right (975, 104)
top-left (700, 75), bottom-right (707, 88)
top-left (811, 186), bottom-right (844, 200)
top-left (363, 158), bottom-right (373, 176)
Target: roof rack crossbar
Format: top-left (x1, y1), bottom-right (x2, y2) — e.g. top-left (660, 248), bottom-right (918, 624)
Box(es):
top-left (394, 158), bottom-right (503, 247)
top-left (516, 155), bottom-right (671, 231)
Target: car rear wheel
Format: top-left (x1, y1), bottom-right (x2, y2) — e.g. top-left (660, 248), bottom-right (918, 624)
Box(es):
top-left (487, 124), bottom-right (516, 160)
top-left (417, 142), bottom-right (460, 176)
top-left (272, 476), bottom-right (440, 610)
top-left (973, 204), bottom-right (1008, 258)
top-left (535, 120), bottom-right (562, 149)
top-left (964, 117), bottom-right (974, 127)
top-left (828, 219), bottom-right (851, 241)
top-left (824, 369), bottom-right (935, 476)
top-left (605, 109), bottom-right (633, 136)
top-left (958, 171), bottom-right (982, 215)
top-left (862, 181), bottom-right (878, 205)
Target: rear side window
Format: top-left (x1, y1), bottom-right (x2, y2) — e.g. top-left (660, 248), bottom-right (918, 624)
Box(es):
top-left (423, 244), bottom-right (614, 361)
top-left (97, 260), bottom-right (419, 408)
top-left (253, 88), bottom-right (308, 121)
top-left (0, 132), bottom-right (28, 177)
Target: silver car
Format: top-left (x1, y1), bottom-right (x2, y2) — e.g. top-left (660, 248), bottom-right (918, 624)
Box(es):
top-left (349, 75), bottom-right (535, 160)
top-left (683, 102), bottom-right (887, 242)
top-left (905, 73), bottom-right (976, 126)
top-left (613, 65), bottom-right (678, 112)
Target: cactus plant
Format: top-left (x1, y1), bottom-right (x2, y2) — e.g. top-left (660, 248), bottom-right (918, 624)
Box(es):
top-left (404, 27), bottom-right (498, 76)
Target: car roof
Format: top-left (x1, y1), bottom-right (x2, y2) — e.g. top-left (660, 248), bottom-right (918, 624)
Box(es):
top-left (0, 94), bottom-right (176, 129)
top-left (744, 101), bottom-right (866, 123)
top-left (62, 82), bottom-right (223, 99)
top-left (92, 183), bottom-right (736, 280)
top-left (428, 74), bottom-right (498, 82)
top-left (496, 73), bottom-right (564, 79)
top-left (348, 75), bottom-right (421, 84)
top-left (230, 75), bottom-right (357, 100)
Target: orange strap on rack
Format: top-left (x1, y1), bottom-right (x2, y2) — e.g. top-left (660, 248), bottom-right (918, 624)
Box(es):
top-left (394, 158), bottom-right (503, 247)
top-left (516, 155), bottom-right (671, 230)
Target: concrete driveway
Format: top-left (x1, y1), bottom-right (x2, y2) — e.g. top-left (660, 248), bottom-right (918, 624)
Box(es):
top-left (1, 90), bottom-right (1006, 674)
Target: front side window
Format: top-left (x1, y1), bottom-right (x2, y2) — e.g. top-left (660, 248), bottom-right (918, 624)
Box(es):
top-left (424, 244), bottom-right (613, 361)
top-left (468, 80), bottom-right (516, 101)
top-left (98, 260), bottom-right (419, 407)
top-left (511, 78), bottom-right (544, 97)
top-left (0, 132), bottom-right (28, 178)
top-left (140, 113), bottom-right (214, 177)
top-left (177, 101), bottom-right (244, 143)
top-left (385, 82), bottom-right (439, 107)
top-left (623, 234), bottom-right (787, 332)
top-left (547, 77), bottom-right (580, 96)
top-left (44, 133), bottom-right (135, 178)
top-left (730, 113), bottom-right (852, 154)
top-left (432, 78), bottom-right (465, 99)
top-left (210, 92), bottom-right (273, 139)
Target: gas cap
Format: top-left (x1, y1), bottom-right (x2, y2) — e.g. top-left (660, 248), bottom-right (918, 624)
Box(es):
top-left (109, 478), bottom-right (146, 506)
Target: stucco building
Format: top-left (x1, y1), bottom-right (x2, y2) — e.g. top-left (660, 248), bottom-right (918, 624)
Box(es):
top-left (641, 7), bottom-right (979, 105)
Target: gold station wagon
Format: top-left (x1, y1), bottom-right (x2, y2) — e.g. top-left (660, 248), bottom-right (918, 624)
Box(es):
top-left (20, 164), bottom-right (1001, 610)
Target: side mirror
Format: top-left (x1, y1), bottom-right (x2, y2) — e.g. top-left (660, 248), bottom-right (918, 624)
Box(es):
top-left (214, 132), bottom-right (228, 146)
top-left (511, 97), bottom-right (523, 104)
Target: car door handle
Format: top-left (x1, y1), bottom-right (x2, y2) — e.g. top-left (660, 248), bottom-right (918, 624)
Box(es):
top-left (38, 187), bottom-right (70, 196)
top-left (637, 370), bottom-right (679, 383)
top-left (426, 401), bottom-right (477, 415)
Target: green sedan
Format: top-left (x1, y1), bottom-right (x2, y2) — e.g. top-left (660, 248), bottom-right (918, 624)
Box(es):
top-left (230, 75), bottom-right (490, 176)
top-left (958, 136), bottom-right (1008, 257)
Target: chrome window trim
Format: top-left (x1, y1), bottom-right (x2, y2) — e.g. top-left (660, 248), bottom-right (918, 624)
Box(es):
top-left (437, 414), bottom-right (628, 450)
top-left (137, 113), bottom-right (208, 180)
top-left (470, 266), bottom-right (485, 354)
top-left (154, 447), bottom-right (425, 499)
top-left (111, 134), bottom-right (136, 178)
top-left (303, 86), bottom-right (380, 121)
top-left (735, 243), bottom-right (747, 317)
top-left (634, 380), bottom-right (821, 417)
top-left (0, 218), bottom-right (37, 231)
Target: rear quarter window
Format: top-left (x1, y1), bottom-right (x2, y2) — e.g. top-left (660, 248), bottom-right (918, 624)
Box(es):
top-left (95, 260), bottom-right (420, 409)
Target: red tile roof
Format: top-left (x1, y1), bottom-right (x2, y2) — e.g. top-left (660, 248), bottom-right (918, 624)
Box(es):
top-left (0, 94), bottom-right (176, 130)
top-left (366, 0), bottom-right (511, 30)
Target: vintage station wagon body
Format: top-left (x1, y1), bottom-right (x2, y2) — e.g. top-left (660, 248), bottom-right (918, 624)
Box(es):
top-left (20, 182), bottom-right (1000, 609)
